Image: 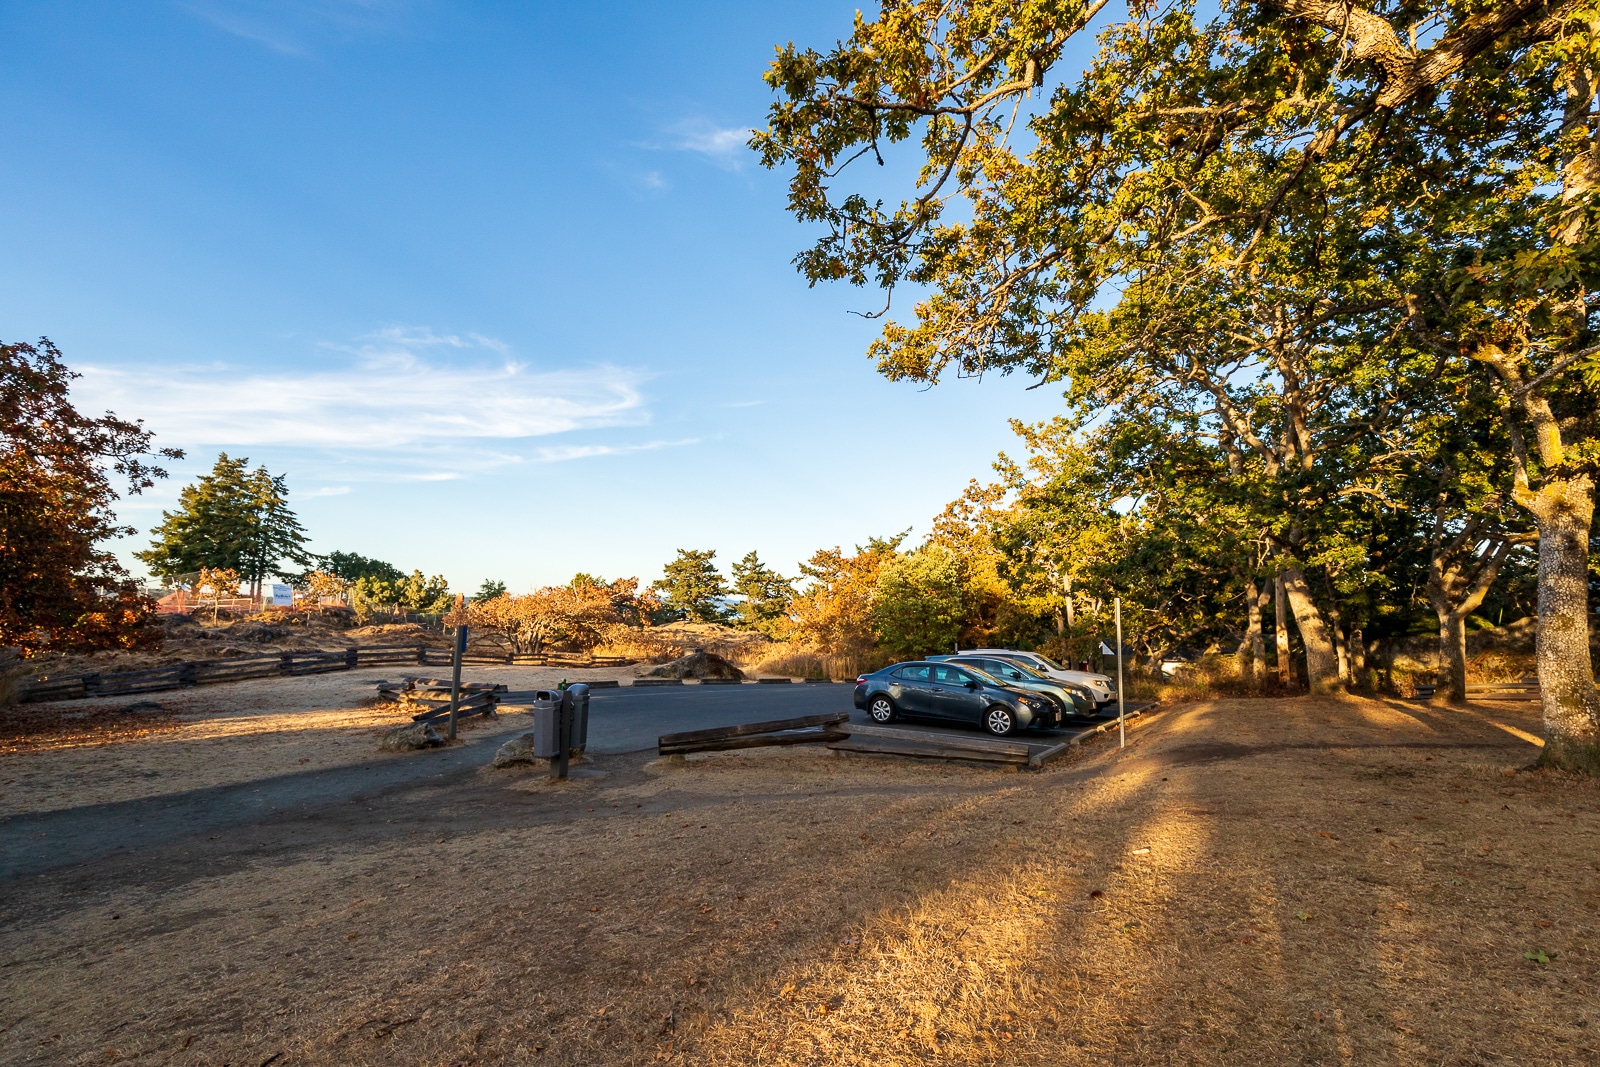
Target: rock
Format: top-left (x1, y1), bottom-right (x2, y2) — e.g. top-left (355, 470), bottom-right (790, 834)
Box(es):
top-left (646, 649), bottom-right (744, 681)
top-left (492, 733), bottom-right (539, 767)
top-left (379, 722), bottom-right (444, 751)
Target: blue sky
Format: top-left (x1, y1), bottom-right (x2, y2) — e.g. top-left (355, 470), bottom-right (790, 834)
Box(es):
top-left (1, 0), bottom-right (1077, 593)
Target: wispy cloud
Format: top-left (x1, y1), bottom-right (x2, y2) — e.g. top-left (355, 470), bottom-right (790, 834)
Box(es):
top-left (532, 438), bottom-right (699, 463)
top-left (180, 0), bottom-right (407, 57)
top-left (663, 118), bottom-right (753, 171)
top-left (305, 485), bottom-right (351, 496)
top-left (364, 324), bottom-right (472, 348)
top-left (71, 327), bottom-right (649, 451)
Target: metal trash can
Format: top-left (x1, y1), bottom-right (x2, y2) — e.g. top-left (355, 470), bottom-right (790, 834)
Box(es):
top-left (530, 690), bottom-right (562, 758)
top-left (564, 683), bottom-right (590, 756)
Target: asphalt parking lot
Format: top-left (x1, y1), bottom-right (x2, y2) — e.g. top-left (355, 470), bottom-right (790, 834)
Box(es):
top-left (553, 681), bottom-right (1115, 753)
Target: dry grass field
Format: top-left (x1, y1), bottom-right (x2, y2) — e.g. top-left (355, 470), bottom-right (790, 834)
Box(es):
top-left (0, 665), bottom-right (625, 816)
top-left (2, 693), bottom-right (1597, 1066)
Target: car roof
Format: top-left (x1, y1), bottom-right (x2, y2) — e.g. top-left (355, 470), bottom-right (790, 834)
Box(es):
top-left (883, 660), bottom-right (997, 677)
top-left (950, 654), bottom-right (1011, 665)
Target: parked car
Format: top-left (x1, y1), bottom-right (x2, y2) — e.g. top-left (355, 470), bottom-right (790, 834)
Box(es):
top-left (852, 661), bottom-right (1056, 736)
top-left (941, 649), bottom-right (1118, 710)
top-left (939, 654), bottom-right (1096, 719)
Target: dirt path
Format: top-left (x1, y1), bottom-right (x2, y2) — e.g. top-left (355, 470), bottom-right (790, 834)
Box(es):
top-left (1, 695), bottom-right (1596, 1066)
top-left (0, 664), bottom-right (628, 818)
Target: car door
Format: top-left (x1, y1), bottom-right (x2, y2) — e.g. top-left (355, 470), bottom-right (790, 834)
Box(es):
top-left (889, 664), bottom-right (933, 714)
top-left (929, 664), bottom-right (986, 722)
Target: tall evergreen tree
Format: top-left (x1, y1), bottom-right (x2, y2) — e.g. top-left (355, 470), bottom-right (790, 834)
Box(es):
top-left (652, 549), bottom-right (731, 623)
top-left (240, 465), bottom-right (311, 598)
top-left (730, 551), bottom-right (794, 634)
top-left (138, 453), bottom-right (311, 595)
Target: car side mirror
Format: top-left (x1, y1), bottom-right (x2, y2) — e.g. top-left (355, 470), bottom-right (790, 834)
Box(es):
top-left (966, 680), bottom-right (980, 689)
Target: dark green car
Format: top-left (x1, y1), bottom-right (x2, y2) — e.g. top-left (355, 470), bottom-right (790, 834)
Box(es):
top-left (939, 654), bottom-right (1096, 719)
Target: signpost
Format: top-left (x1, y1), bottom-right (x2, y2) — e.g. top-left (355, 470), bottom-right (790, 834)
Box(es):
top-left (1115, 597), bottom-right (1125, 749)
top-left (445, 623), bottom-right (466, 740)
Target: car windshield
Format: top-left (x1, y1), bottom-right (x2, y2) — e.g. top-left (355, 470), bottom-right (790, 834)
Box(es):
top-left (995, 659), bottom-right (1049, 681)
top-left (959, 658), bottom-right (1028, 683)
top-left (993, 655), bottom-right (1050, 677)
top-left (956, 665), bottom-right (1001, 685)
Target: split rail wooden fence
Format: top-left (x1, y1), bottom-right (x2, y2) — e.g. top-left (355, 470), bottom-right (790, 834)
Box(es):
top-left (19, 647), bottom-right (629, 703)
top-left (376, 677), bottom-right (509, 724)
top-left (1413, 679), bottom-right (1560, 702)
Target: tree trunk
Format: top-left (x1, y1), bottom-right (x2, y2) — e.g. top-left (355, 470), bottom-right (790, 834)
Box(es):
top-left (1525, 58), bottom-right (1599, 770)
top-left (1522, 476), bottom-right (1600, 773)
top-left (1440, 612), bottom-right (1470, 705)
top-left (1279, 566), bottom-right (1340, 692)
top-left (1427, 594), bottom-right (1474, 705)
top-left (1426, 533), bottom-right (1508, 704)
top-left (1253, 582), bottom-right (1270, 680)
top-left (1274, 573), bottom-right (1291, 686)
top-left (1349, 628), bottom-right (1367, 689)
top-left (1327, 600), bottom-right (1350, 683)
top-left (1238, 576), bottom-right (1264, 683)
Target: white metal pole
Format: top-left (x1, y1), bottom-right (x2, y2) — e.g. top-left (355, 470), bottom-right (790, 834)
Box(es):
top-left (1116, 596), bottom-right (1125, 749)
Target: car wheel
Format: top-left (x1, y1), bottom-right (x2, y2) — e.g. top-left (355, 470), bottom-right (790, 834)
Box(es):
top-left (984, 705), bottom-right (1017, 736)
top-left (868, 695), bottom-right (897, 724)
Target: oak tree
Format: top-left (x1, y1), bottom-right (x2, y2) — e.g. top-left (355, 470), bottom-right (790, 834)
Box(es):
top-left (1, 338), bottom-right (181, 653)
top-left (757, 0), bottom-right (1600, 769)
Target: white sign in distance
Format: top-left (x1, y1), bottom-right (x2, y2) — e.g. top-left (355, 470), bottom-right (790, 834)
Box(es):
top-left (271, 584), bottom-right (293, 607)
